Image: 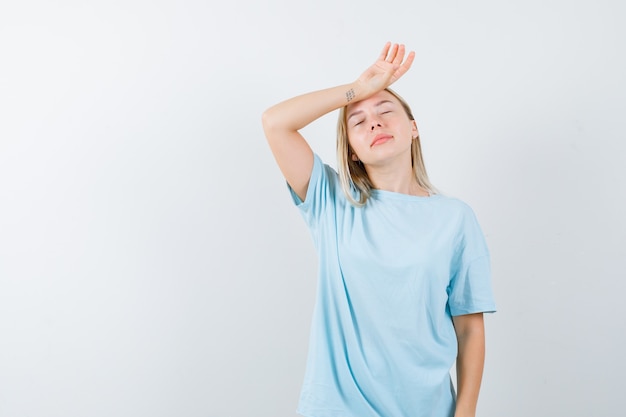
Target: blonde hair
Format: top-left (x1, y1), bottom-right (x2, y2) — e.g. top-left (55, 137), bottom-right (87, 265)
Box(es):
top-left (336, 88), bottom-right (437, 207)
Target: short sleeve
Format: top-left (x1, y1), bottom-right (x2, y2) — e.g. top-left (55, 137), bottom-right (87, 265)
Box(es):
top-left (287, 153), bottom-right (337, 228)
top-left (447, 206), bottom-right (497, 316)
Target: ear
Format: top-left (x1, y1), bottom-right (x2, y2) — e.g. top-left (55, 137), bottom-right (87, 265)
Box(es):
top-left (411, 120), bottom-right (419, 139)
top-left (351, 153), bottom-right (359, 161)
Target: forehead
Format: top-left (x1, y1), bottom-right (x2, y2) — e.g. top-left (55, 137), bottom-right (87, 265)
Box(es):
top-left (346, 90), bottom-right (399, 114)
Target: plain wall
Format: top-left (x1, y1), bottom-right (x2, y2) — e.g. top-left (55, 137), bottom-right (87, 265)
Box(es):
top-left (1, 0), bottom-right (624, 416)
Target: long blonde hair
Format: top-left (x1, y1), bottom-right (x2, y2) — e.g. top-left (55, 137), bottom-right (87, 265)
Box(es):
top-left (336, 88), bottom-right (437, 206)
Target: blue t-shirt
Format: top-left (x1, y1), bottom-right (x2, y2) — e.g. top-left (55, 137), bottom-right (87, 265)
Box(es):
top-left (288, 154), bottom-right (496, 417)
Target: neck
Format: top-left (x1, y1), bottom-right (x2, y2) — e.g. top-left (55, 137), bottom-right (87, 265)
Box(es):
top-left (365, 156), bottom-right (429, 197)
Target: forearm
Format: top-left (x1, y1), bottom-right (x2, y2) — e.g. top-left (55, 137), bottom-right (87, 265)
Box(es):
top-left (262, 42), bottom-right (414, 135)
top-left (262, 81), bottom-right (368, 133)
top-left (453, 314), bottom-right (486, 417)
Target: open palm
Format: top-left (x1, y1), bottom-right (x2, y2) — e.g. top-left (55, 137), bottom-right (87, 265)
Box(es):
top-left (357, 42), bottom-right (415, 94)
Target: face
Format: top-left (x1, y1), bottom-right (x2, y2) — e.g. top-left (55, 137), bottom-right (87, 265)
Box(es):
top-left (345, 90), bottom-right (418, 167)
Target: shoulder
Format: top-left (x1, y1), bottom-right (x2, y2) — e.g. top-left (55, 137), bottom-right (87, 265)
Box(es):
top-left (431, 194), bottom-right (476, 217)
top-left (311, 153), bottom-right (338, 177)
top-left (312, 154), bottom-right (342, 199)
top-left (294, 153), bottom-right (344, 211)
top-left (431, 195), bottom-right (486, 241)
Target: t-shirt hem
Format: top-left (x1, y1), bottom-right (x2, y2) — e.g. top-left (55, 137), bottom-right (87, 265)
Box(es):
top-left (450, 305), bottom-right (497, 316)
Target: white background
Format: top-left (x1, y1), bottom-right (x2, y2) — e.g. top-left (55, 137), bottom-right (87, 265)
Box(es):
top-left (1, 1), bottom-right (624, 416)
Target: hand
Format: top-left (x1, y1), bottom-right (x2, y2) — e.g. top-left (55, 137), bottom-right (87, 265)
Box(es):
top-left (356, 42), bottom-right (415, 96)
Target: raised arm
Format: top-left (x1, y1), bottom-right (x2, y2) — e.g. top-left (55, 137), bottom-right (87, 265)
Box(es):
top-left (261, 42), bottom-right (415, 201)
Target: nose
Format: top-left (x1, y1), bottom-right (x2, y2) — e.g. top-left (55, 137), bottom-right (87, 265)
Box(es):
top-left (371, 122), bottom-right (382, 131)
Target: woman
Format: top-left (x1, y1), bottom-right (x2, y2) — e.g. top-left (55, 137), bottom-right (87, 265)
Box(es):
top-left (262, 42), bottom-right (496, 417)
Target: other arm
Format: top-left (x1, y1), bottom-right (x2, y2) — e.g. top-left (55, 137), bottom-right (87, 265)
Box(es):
top-left (452, 312), bottom-right (486, 417)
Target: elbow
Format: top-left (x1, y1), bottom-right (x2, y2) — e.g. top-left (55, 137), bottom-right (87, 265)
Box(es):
top-left (261, 107), bottom-right (279, 134)
top-left (453, 313), bottom-right (485, 344)
top-left (262, 107), bottom-right (296, 144)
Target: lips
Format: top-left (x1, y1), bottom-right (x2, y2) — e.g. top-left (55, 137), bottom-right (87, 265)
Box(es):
top-left (371, 133), bottom-right (393, 147)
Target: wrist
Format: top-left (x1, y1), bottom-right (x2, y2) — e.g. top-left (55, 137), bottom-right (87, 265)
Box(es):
top-left (346, 80), bottom-right (376, 104)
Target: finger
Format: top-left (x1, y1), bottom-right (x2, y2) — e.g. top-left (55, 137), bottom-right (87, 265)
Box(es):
top-left (401, 50), bottom-right (415, 70)
top-left (378, 41), bottom-right (391, 62)
top-left (394, 50), bottom-right (415, 78)
top-left (386, 43), bottom-right (399, 62)
top-left (392, 44), bottom-right (406, 66)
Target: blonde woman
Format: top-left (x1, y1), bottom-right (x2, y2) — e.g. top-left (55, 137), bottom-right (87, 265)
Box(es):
top-left (262, 42), bottom-right (496, 417)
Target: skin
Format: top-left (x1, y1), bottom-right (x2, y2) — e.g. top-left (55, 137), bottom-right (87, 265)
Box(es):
top-left (453, 313), bottom-right (486, 417)
top-left (262, 42), bottom-right (487, 417)
top-left (345, 90), bottom-right (425, 196)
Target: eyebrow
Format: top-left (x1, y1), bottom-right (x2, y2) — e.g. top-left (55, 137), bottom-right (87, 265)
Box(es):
top-left (347, 100), bottom-right (394, 121)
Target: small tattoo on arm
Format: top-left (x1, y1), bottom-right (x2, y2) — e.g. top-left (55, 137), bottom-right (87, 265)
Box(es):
top-left (346, 88), bottom-right (355, 102)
